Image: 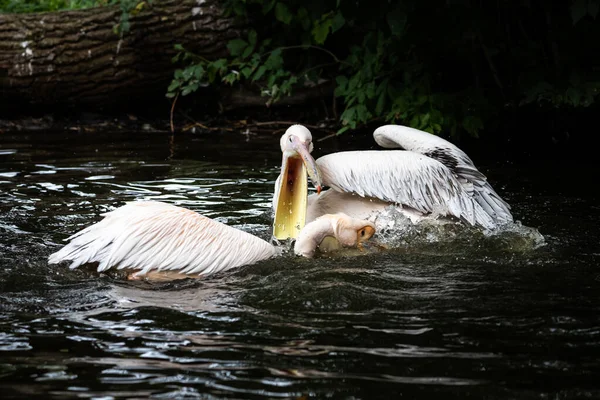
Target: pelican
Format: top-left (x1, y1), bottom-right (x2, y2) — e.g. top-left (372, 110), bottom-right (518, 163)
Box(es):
top-left (48, 201), bottom-right (375, 280)
top-left (272, 124), bottom-right (513, 238)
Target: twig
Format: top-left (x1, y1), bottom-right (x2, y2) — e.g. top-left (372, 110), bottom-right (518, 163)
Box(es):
top-left (169, 133), bottom-right (175, 160)
top-left (169, 92), bottom-right (179, 134)
top-left (302, 61), bottom-right (340, 76)
top-left (180, 119), bottom-right (337, 136)
top-left (317, 132), bottom-right (338, 142)
top-left (182, 123), bottom-right (235, 132)
top-left (254, 120), bottom-right (315, 127)
top-left (261, 45), bottom-right (350, 67)
top-left (316, 117), bottom-right (383, 142)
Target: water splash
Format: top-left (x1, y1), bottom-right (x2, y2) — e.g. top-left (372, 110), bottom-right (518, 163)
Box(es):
top-left (368, 206), bottom-right (545, 253)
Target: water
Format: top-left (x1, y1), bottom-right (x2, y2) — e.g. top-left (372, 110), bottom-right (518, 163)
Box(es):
top-left (0, 130), bottom-right (599, 399)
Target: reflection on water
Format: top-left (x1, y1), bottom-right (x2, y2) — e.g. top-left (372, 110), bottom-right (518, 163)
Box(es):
top-left (1, 130), bottom-right (599, 399)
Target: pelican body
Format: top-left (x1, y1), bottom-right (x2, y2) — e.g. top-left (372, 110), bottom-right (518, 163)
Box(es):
top-left (48, 201), bottom-right (375, 280)
top-left (273, 124), bottom-right (513, 237)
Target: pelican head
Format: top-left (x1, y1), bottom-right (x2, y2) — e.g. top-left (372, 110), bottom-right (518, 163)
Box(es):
top-left (294, 213), bottom-right (376, 258)
top-left (331, 213), bottom-right (376, 248)
top-left (279, 125), bottom-right (322, 191)
top-left (273, 124), bottom-right (323, 240)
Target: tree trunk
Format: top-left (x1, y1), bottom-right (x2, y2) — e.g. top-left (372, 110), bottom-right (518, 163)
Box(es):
top-left (0, 0), bottom-right (241, 109)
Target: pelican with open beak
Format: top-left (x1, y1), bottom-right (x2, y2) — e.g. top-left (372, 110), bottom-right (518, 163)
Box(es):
top-left (272, 125), bottom-right (322, 240)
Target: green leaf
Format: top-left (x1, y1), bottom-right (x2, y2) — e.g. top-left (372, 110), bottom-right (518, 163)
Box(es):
top-left (262, 0), bottom-right (276, 14)
top-left (341, 107), bottom-right (357, 127)
top-left (346, 94), bottom-right (358, 107)
top-left (274, 2), bottom-right (292, 24)
top-left (312, 17), bottom-right (333, 44)
top-left (229, 1), bottom-right (246, 16)
top-left (463, 116), bottom-right (483, 137)
top-left (357, 91), bottom-right (365, 103)
top-left (355, 104), bottom-right (371, 122)
top-left (259, 38), bottom-right (273, 51)
top-left (334, 78), bottom-right (348, 97)
top-left (167, 80), bottom-right (180, 92)
top-left (375, 91), bottom-right (387, 115)
top-left (241, 67), bottom-right (253, 78)
top-left (193, 65), bottom-right (205, 80)
top-left (266, 72), bottom-right (278, 87)
top-left (348, 74), bottom-right (360, 92)
top-left (337, 126), bottom-right (350, 135)
top-left (183, 67), bottom-right (194, 81)
top-left (376, 78), bottom-right (388, 95)
top-left (331, 12), bottom-right (345, 33)
top-left (409, 114), bottom-right (420, 128)
top-left (297, 8), bottom-right (311, 31)
top-left (242, 45), bottom-right (254, 59)
top-left (253, 65), bottom-right (268, 81)
top-left (336, 75), bottom-right (348, 88)
top-left (248, 30), bottom-right (257, 48)
top-left (264, 49), bottom-right (283, 70)
top-left (227, 38), bottom-right (248, 57)
top-left (365, 82), bottom-right (376, 99)
top-left (222, 72), bottom-right (239, 85)
top-left (242, 29), bottom-right (257, 58)
top-left (212, 59), bottom-right (227, 74)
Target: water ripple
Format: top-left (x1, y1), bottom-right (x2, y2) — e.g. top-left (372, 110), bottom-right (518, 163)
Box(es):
top-left (0, 131), bottom-right (599, 398)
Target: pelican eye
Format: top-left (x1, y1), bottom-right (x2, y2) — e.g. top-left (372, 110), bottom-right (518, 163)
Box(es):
top-left (289, 136), bottom-right (293, 143)
top-left (360, 229), bottom-right (365, 237)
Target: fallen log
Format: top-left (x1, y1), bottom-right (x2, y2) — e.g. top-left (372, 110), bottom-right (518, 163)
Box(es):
top-left (0, 0), bottom-right (241, 109)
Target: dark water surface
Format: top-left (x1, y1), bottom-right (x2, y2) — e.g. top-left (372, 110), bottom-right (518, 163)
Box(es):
top-left (0, 130), bottom-right (598, 399)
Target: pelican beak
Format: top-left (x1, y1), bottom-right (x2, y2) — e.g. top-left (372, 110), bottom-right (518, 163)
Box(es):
top-left (291, 136), bottom-right (322, 193)
top-left (273, 137), bottom-right (322, 240)
top-left (356, 223), bottom-right (376, 251)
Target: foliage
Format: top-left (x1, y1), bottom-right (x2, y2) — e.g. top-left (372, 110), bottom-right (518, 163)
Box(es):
top-left (112, 0), bottom-right (152, 34)
top-left (0, 0), bottom-right (105, 13)
top-left (0, 0), bottom-right (151, 34)
top-left (167, 0), bottom-right (600, 137)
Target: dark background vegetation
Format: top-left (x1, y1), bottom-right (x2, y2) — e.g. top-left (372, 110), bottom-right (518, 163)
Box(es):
top-left (1, 0), bottom-right (599, 160)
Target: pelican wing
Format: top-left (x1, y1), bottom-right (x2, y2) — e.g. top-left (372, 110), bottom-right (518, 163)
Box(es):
top-left (373, 124), bottom-right (513, 225)
top-left (316, 151), bottom-right (497, 229)
top-left (48, 201), bottom-right (277, 277)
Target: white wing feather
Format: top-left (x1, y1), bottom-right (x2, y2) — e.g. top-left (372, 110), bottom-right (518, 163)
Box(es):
top-left (316, 151), bottom-right (496, 229)
top-left (373, 125), bottom-right (513, 225)
top-left (48, 201), bottom-right (277, 276)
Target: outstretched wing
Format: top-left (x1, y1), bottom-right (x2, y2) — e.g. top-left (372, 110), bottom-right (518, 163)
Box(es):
top-left (373, 124), bottom-right (513, 225)
top-left (48, 201), bottom-right (276, 277)
top-left (316, 150), bottom-right (497, 229)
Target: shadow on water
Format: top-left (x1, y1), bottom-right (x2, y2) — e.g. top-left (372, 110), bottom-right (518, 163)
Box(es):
top-left (1, 130), bottom-right (599, 399)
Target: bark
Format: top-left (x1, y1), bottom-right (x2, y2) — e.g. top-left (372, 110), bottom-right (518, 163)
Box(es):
top-left (0, 0), bottom-right (241, 107)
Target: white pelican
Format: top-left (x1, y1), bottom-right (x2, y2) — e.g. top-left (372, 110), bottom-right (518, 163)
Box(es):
top-left (272, 124), bottom-right (513, 238)
top-left (48, 201), bottom-right (375, 280)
